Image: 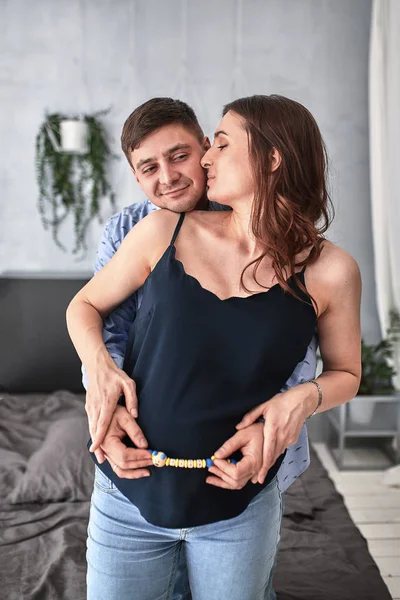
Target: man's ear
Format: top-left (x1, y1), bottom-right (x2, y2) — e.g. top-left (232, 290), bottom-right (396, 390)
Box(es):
top-left (203, 136), bottom-right (211, 151)
top-left (130, 165), bottom-right (140, 185)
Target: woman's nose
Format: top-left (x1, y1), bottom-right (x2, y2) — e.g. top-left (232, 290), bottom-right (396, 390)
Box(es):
top-left (200, 148), bottom-right (212, 169)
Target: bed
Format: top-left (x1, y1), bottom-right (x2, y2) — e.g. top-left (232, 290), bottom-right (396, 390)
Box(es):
top-left (0, 275), bottom-right (392, 600)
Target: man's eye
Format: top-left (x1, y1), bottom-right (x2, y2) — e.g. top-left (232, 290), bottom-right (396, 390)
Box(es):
top-left (143, 166), bottom-right (156, 174)
top-left (174, 153), bottom-right (188, 161)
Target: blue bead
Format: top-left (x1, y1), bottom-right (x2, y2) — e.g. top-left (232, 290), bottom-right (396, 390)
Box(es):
top-left (206, 458), bottom-right (213, 468)
top-left (148, 449), bottom-right (153, 454)
top-left (161, 453), bottom-right (166, 459)
top-left (152, 450), bottom-right (158, 456)
top-left (230, 458), bottom-right (237, 465)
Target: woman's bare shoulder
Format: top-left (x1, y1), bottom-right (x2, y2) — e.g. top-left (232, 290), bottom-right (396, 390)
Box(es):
top-left (315, 240), bottom-right (361, 283)
top-left (308, 239), bottom-right (362, 314)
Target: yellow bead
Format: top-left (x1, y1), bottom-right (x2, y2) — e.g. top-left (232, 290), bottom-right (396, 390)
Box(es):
top-left (211, 455), bottom-right (216, 461)
top-left (175, 459), bottom-right (179, 468)
top-left (166, 457), bottom-right (170, 466)
top-left (184, 460), bottom-right (188, 468)
top-left (193, 461), bottom-right (197, 468)
top-left (202, 459), bottom-right (206, 468)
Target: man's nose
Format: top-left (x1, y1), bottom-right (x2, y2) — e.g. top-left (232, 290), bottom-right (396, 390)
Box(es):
top-left (159, 163), bottom-right (180, 186)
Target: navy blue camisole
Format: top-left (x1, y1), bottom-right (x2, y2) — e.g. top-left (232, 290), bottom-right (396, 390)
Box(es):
top-left (91, 213), bottom-right (317, 528)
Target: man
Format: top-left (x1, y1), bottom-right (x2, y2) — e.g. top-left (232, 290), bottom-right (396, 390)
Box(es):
top-left (82, 97), bottom-right (318, 599)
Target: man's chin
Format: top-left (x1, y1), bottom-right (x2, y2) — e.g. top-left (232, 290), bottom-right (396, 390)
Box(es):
top-left (157, 196), bottom-right (203, 213)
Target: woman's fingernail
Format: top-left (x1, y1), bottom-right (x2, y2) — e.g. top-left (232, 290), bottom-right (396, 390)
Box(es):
top-left (138, 438), bottom-right (147, 448)
top-left (130, 409), bottom-right (138, 418)
top-left (214, 450), bottom-right (222, 458)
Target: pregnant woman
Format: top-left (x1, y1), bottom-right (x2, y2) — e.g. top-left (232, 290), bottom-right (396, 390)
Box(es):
top-left (67, 94), bottom-right (361, 600)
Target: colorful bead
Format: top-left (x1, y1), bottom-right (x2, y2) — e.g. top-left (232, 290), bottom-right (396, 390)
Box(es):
top-left (166, 457), bottom-right (170, 466)
top-left (206, 458), bottom-right (213, 468)
top-left (151, 451), bottom-right (167, 468)
top-left (184, 460), bottom-right (188, 468)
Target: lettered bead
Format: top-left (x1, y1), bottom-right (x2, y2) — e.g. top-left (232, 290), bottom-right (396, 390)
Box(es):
top-left (196, 459), bottom-right (203, 468)
top-left (170, 458), bottom-right (175, 467)
top-left (179, 459), bottom-right (185, 468)
top-left (188, 460), bottom-right (194, 468)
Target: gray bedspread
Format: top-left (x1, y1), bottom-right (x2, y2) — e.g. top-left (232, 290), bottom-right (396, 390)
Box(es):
top-left (0, 391), bottom-right (392, 600)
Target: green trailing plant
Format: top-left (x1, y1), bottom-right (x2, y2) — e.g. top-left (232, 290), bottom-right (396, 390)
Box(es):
top-left (35, 108), bottom-right (117, 256)
top-left (359, 308), bottom-right (400, 395)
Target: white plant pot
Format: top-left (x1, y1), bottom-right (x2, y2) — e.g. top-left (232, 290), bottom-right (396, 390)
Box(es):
top-left (60, 119), bottom-right (89, 154)
top-left (349, 399), bottom-right (375, 425)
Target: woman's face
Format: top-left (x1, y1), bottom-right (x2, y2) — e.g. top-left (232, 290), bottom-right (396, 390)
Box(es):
top-left (201, 111), bottom-right (255, 206)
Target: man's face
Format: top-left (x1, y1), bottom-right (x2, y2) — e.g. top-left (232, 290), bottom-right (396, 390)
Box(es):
top-left (131, 124), bottom-right (210, 212)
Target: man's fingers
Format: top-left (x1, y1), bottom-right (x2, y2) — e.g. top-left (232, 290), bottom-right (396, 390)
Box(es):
top-left (236, 404), bottom-right (265, 430)
top-left (122, 378), bottom-right (138, 419)
top-left (90, 405), bottom-right (116, 451)
top-left (258, 434), bottom-right (277, 484)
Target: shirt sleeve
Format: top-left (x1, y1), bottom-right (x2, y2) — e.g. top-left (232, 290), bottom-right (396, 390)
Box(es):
top-left (81, 216), bottom-right (137, 390)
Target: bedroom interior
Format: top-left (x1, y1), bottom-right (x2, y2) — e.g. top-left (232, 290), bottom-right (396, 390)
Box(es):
top-left (1, 0), bottom-right (399, 599)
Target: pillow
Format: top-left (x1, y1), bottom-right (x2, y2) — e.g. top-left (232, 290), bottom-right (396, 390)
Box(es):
top-left (7, 415), bottom-right (94, 504)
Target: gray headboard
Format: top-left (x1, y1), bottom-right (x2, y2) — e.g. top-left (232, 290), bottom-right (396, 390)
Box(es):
top-left (0, 273), bottom-right (90, 393)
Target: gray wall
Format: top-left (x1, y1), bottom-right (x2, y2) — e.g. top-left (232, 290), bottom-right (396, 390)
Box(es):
top-left (0, 0), bottom-right (379, 340)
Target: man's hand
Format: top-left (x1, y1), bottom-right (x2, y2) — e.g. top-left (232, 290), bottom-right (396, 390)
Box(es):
top-left (205, 423), bottom-right (264, 490)
top-left (236, 385), bottom-right (313, 484)
top-left (86, 353), bottom-right (140, 463)
top-left (99, 405), bottom-right (153, 478)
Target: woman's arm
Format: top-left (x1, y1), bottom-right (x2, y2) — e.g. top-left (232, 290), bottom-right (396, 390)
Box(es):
top-left (237, 243), bottom-right (362, 483)
top-left (66, 209), bottom-right (173, 377)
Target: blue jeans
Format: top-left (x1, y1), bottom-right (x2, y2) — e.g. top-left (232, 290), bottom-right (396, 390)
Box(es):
top-left (87, 466), bottom-right (283, 600)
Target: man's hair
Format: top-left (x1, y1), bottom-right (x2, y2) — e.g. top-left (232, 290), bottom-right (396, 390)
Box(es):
top-left (121, 97), bottom-right (204, 168)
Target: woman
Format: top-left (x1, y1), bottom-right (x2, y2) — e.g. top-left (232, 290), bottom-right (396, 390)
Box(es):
top-left (67, 94), bottom-right (361, 600)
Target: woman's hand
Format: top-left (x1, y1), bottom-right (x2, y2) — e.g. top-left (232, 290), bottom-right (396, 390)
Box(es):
top-left (236, 385), bottom-right (315, 484)
top-left (205, 423), bottom-right (264, 490)
top-left (86, 353), bottom-right (141, 463)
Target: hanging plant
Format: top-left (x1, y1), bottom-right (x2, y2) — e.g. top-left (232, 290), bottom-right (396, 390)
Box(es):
top-left (35, 108), bottom-right (117, 256)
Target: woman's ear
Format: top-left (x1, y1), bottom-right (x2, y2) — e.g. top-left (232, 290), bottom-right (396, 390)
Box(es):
top-left (270, 148), bottom-right (282, 172)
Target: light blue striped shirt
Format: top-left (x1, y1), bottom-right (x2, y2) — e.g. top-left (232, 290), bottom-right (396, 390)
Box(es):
top-left (83, 199), bottom-right (318, 493)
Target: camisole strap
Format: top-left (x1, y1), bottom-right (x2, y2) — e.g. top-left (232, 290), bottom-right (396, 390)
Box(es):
top-left (170, 213), bottom-right (186, 247)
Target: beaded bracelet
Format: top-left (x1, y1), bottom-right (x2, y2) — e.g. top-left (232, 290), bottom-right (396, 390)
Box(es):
top-left (148, 450), bottom-right (237, 469)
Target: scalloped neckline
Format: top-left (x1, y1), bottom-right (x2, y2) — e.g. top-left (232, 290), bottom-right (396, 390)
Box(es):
top-left (170, 245), bottom-right (305, 303)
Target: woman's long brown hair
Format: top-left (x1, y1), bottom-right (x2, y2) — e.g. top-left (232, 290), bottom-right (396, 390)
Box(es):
top-left (223, 95), bottom-right (334, 314)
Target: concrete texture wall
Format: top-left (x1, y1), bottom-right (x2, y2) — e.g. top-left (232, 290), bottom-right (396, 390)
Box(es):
top-left (0, 0), bottom-right (379, 340)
